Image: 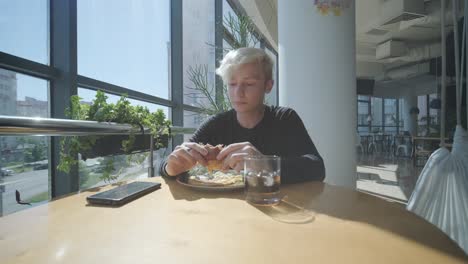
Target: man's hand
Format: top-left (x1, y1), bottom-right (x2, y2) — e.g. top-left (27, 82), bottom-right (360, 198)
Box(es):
top-left (165, 142), bottom-right (208, 176)
top-left (216, 142), bottom-right (263, 171)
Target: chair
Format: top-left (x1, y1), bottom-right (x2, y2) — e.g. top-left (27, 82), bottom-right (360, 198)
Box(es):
top-left (394, 135), bottom-right (412, 157)
top-left (356, 133), bottom-right (364, 154)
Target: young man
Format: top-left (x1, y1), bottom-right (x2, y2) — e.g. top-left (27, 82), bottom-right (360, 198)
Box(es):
top-left (160, 47), bottom-right (325, 183)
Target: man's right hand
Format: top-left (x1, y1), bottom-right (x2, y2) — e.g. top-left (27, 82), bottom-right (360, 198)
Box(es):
top-left (165, 142), bottom-right (208, 176)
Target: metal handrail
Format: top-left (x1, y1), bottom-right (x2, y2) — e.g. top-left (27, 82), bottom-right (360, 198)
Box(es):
top-left (0, 115), bottom-right (197, 177)
top-left (0, 115), bottom-right (196, 136)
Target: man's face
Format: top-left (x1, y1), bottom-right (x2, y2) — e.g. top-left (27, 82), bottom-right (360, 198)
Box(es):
top-left (227, 62), bottom-right (273, 113)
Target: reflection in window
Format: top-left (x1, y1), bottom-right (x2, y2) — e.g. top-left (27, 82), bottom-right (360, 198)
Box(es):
top-left (0, 0), bottom-right (49, 64)
top-left (78, 0), bottom-right (170, 99)
top-left (0, 68), bottom-right (50, 216)
top-left (77, 88), bottom-right (170, 189)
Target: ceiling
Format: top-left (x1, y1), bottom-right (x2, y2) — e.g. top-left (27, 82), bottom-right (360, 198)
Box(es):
top-left (240, 0), bottom-right (463, 96)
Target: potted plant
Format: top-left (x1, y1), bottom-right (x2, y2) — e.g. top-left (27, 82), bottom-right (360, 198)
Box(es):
top-left (57, 91), bottom-right (171, 182)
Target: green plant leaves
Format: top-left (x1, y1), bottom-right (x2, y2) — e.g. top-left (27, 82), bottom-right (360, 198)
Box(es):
top-left (57, 90), bottom-right (171, 183)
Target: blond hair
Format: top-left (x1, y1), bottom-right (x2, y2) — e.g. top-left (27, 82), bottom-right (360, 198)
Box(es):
top-left (215, 47), bottom-right (273, 83)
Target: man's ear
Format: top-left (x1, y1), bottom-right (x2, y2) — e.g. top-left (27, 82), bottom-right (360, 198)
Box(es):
top-left (265, 79), bottom-right (274, 94)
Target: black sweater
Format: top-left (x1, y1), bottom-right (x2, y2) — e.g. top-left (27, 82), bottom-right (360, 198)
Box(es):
top-left (160, 106), bottom-right (325, 184)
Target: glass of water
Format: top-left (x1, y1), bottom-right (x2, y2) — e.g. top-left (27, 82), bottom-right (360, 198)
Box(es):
top-left (244, 155), bottom-right (281, 206)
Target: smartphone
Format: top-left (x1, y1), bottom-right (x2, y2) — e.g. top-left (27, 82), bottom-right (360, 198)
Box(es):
top-left (86, 181), bottom-right (161, 206)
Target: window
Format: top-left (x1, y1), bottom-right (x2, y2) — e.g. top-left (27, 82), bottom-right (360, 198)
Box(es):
top-left (183, 110), bottom-right (210, 142)
top-left (77, 0), bottom-right (170, 99)
top-left (0, 1), bottom-right (49, 64)
top-left (223, 39), bottom-right (233, 55)
top-left (78, 88), bottom-right (169, 117)
top-left (371, 97), bottom-right (382, 133)
top-left (0, 68), bottom-right (50, 216)
top-left (264, 47), bottom-right (278, 106)
top-left (357, 96), bottom-right (370, 134)
top-left (223, 0), bottom-right (239, 24)
top-left (384, 99), bottom-right (397, 133)
top-left (182, 0), bottom-right (216, 108)
top-left (398, 99), bottom-right (405, 130)
top-left (417, 95), bottom-right (428, 135)
top-left (0, 0), bottom-right (276, 202)
top-left (428, 93), bottom-right (440, 129)
top-left (77, 88), bottom-right (169, 189)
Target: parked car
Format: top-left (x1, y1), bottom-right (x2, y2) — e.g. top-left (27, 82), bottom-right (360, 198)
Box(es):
top-left (1, 168), bottom-right (14, 176)
top-left (33, 164), bottom-right (48, 170)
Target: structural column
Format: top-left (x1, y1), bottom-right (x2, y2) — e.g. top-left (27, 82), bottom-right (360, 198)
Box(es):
top-left (278, 0), bottom-right (356, 188)
top-left (403, 95), bottom-right (418, 136)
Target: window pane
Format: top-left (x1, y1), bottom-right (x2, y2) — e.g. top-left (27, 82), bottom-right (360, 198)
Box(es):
top-left (78, 88), bottom-right (169, 118)
top-left (358, 101), bottom-right (369, 126)
top-left (183, 111), bottom-right (210, 142)
top-left (0, 1), bottom-right (49, 64)
top-left (399, 99), bottom-right (404, 129)
top-left (358, 95), bottom-right (369, 101)
top-left (428, 93), bottom-right (440, 134)
top-left (264, 48), bottom-right (277, 106)
top-left (183, 0), bottom-right (216, 108)
top-left (0, 68), bottom-right (50, 216)
top-left (223, 0), bottom-right (257, 48)
top-left (78, 0), bottom-right (170, 99)
top-left (384, 99), bottom-right (397, 126)
top-left (371, 97), bottom-right (382, 133)
top-left (223, 39), bottom-right (233, 55)
top-left (418, 95), bottom-right (427, 136)
top-left (223, 0), bottom-right (239, 24)
top-left (77, 88), bottom-right (169, 189)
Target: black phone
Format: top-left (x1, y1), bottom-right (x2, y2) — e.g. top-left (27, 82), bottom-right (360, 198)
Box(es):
top-left (86, 181), bottom-right (161, 206)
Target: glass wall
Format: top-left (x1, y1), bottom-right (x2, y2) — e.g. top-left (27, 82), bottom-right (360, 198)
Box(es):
top-left (77, 0), bottom-right (170, 99)
top-left (0, 0), bottom-right (279, 215)
top-left (0, 69), bottom-right (50, 216)
top-left (383, 99), bottom-right (397, 133)
top-left (0, 0), bottom-right (49, 64)
top-left (182, 0), bottom-right (216, 110)
top-left (357, 96), bottom-right (403, 134)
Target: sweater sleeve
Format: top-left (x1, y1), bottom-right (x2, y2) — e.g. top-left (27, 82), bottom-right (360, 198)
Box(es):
top-left (280, 110), bottom-right (325, 184)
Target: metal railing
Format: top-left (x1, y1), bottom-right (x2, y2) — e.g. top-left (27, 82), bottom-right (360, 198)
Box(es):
top-left (0, 115), bottom-right (196, 176)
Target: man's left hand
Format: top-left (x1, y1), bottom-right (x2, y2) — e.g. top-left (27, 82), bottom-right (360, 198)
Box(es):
top-left (216, 142), bottom-right (263, 171)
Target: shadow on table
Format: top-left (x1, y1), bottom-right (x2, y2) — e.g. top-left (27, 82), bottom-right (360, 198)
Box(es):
top-left (163, 175), bottom-right (467, 260)
top-left (162, 175), bottom-right (244, 202)
top-left (298, 182), bottom-right (467, 260)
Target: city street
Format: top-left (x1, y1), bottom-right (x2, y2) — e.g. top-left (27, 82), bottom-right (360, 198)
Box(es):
top-left (0, 169), bottom-right (48, 216)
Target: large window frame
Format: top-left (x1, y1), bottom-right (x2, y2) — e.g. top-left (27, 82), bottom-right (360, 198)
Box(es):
top-left (0, 0), bottom-right (278, 198)
top-left (357, 96), bottom-right (402, 134)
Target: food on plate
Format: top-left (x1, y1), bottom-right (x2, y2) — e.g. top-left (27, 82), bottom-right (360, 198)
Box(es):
top-left (203, 144), bottom-right (224, 172)
top-left (188, 171), bottom-right (244, 186)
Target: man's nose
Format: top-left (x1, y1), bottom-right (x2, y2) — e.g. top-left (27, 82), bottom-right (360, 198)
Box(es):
top-left (234, 85), bottom-right (246, 96)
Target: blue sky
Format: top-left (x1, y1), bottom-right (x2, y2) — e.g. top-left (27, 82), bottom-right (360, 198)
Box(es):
top-left (0, 0), bottom-right (170, 104)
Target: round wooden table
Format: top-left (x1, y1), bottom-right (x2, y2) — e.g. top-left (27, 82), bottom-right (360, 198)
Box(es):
top-left (0, 178), bottom-right (466, 264)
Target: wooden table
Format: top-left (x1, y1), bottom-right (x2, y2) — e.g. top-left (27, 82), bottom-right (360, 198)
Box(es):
top-left (1, 178), bottom-right (467, 264)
